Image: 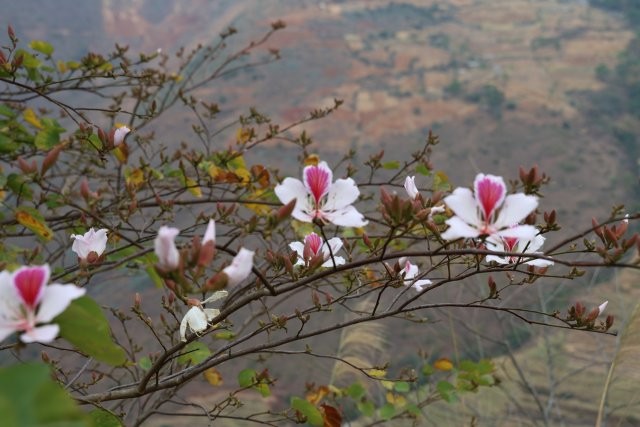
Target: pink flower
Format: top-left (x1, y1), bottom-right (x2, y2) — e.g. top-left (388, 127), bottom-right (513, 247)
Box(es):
top-left (154, 226), bottom-right (181, 271)
top-left (222, 248), bottom-right (254, 286)
top-left (274, 161), bottom-right (367, 227)
top-left (289, 232), bottom-right (345, 267)
top-left (404, 176), bottom-right (419, 200)
top-left (0, 265), bottom-right (85, 343)
top-left (441, 173), bottom-right (538, 241)
top-left (398, 257), bottom-right (432, 292)
top-left (70, 228), bottom-right (108, 263)
top-left (485, 234), bottom-right (553, 267)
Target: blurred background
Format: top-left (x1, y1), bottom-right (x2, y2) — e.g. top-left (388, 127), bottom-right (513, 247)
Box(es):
top-left (3, 0), bottom-right (640, 425)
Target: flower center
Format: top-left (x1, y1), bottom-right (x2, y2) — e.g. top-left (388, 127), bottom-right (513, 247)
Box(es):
top-left (476, 178), bottom-right (505, 222)
top-left (14, 268), bottom-right (45, 309)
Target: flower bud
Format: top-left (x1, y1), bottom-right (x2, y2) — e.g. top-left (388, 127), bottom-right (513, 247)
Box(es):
top-left (17, 156), bottom-right (37, 174)
top-left (41, 144), bottom-right (64, 175)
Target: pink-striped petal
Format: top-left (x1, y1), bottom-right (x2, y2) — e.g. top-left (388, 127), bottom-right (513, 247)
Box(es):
top-left (303, 162), bottom-right (333, 206)
top-left (12, 265), bottom-right (49, 309)
top-left (474, 174), bottom-right (506, 222)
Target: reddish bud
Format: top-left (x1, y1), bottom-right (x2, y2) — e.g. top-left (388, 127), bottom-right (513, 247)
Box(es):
top-left (585, 308), bottom-right (599, 323)
top-left (17, 156), bottom-right (37, 174)
top-left (197, 241), bottom-right (216, 267)
top-left (592, 218), bottom-right (604, 240)
top-left (604, 228), bottom-right (619, 247)
top-left (0, 50), bottom-right (6, 65)
top-left (41, 144), bottom-right (64, 175)
top-left (97, 127), bottom-right (109, 147)
top-left (205, 272), bottom-right (228, 291)
top-left (362, 233), bottom-right (372, 249)
top-left (277, 198), bottom-right (296, 221)
top-left (41, 351), bottom-right (50, 363)
top-left (311, 290), bottom-right (321, 309)
top-left (488, 276), bottom-right (497, 298)
top-left (605, 315), bottom-right (614, 330)
top-left (8, 25), bottom-right (15, 41)
top-left (134, 292), bottom-right (141, 310)
top-left (167, 292), bottom-right (175, 305)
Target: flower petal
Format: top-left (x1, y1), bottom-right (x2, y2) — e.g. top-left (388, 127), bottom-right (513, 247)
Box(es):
top-left (474, 174), bottom-right (506, 221)
top-left (324, 205), bottom-right (368, 227)
top-left (0, 325), bottom-right (17, 343)
top-left (598, 301), bottom-right (608, 315)
top-left (202, 290), bottom-right (228, 304)
top-left (113, 126), bottom-right (131, 146)
top-left (404, 176), bottom-right (419, 199)
top-left (323, 178), bottom-right (360, 211)
top-left (274, 178), bottom-right (314, 222)
top-left (36, 284), bottom-right (85, 323)
top-left (495, 224), bottom-right (538, 240)
top-left (12, 265), bottom-right (50, 309)
top-left (412, 279), bottom-right (432, 292)
top-left (71, 228), bottom-right (108, 260)
top-left (223, 248), bottom-right (254, 287)
top-left (494, 193), bottom-right (538, 229)
top-left (154, 226), bottom-right (181, 271)
top-left (441, 216), bottom-right (481, 240)
top-left (303, 162), bottom-right (333, 206)
top-left (524, 258), bottom-right (554, 267)
top-left (203, 219), bottom-right (216, 244)
top-left (289, 242), bottom-right (305, 258)
top-left (20, 324), bottom-right (60, 343)
top-left (443, 188), bottom-right (481, 228)
top-left (203, 308), bottom-right (220, 322)
top-left (324, 237), bottom-right (344, 257)
top-left (321, 256), bottom-right (345, 267)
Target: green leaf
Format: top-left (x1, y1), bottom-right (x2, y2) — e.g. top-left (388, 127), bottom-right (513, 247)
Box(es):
top-left (7, 173), bottom-right (33, 200)
top-left (406, 403), bottom-right (421, 416)
top-left (29, 40), bottom-right (54, 56)
top-left (0, 104), bottom-right (16, 118)
top-left (56, 296), bottom-right (127, 366)
top-left (347, 382), bottom-right (365, 399)
top-left (422, 364), bottom-right (434, 376)
top-left (145, 265), bottom-right (163, 289)
top-left (382, 160), bottom-right (400, 170)
top-left (35, 127), bottom-right (61, 150)
top-left (138, 357), bottom-right (152, 371)
top-left (379, 402), bottom-right (396, 420)
top-left (436, 381), bottom-right (458, 403)
top-left (214, 330), bottom-right (235, 340)
top-left (0, 362), bottom-right (88, 427)
top-left (357, 400), bottom-right (375, 417)
top-left (178, 342), bottom-right (211, 365)
top-left (238, 368), bottom-right (257, 388)
top-left (0, 134), bottom-right (18, 154)
top-left (88, 409), bottom-right (122, 427)
top-left (416, 163), bottom-right (431, 176)
top-left (87, 134), bottom-right (103, 150)
top-left (291, 397), bottom-right (323, 426)
top-left (394, 381), bottom-right (410, 393)
top-left (255, 382), bottom-right (271, 397)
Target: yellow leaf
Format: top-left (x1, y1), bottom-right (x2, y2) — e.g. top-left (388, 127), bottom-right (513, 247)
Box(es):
top-left (304, 154), bottom-right (320, 166)
top-left (245, 188), bottom-right (271, 214)
top-left (386, 392), bottom-right (406, 407)
top-left (236, 127), bottom-right (252, 144)
top-left (434, 358), bottom-right (454, 371)
top-left (185, 177), bottom-right (202, 198)
top-left (56, 60), bottom-right (67, 73)
top-left (23, 108), bottom-right (43, 129)
top-left (306, 385), bottom-right (329, 405)
top-left (125, 168), bottom-right (145, 189)
top-left (204, 368), bottom-right (223, 386)
top-left (366, 368), bottom-right (387, 378)
top-left (208, 164), bottom-right (222, 180)
top-left (381, 380), bottom-right (395, 390)
top-left (15, 208), bottom-right (53, 241)
top-left (113, 143), bottom-right (128, 164)
top-left (233, 167), bottom-right (251, 186)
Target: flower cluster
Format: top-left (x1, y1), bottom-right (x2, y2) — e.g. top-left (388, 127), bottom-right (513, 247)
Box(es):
top-left (0, 265), bottom-right (84, 343)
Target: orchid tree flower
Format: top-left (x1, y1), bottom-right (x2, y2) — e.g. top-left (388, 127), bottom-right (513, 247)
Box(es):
top-left (274, 161), bottom-right (368, 227)
top-left (70, 228), bottom-right (108, 263)
top-left (180, 290), bottom-right (227, 341)
top-left (404, 176), bottom-right (419, 200)
top-left (155, 226), bottom-right (181, 271)
top-left (485, 234), bottom-right (554, 267)
top-left (441, 173), bottom-right (538, 241)
top-left (112, 125), bottom-right (130, 146)
top-left (202, 219), bottom-right (216, 244)
top-left (289, 232), bottom-right (345, 267)
top-left (222, 248), bottom-right (254, 287)
top-left (597, 301), bottom-right (608, 316)
top-left (0, 265), bottom-right (85, 343)
top-left (398, 257), bottom-right (432, 292)
top-left (198, 219), bottom-right (217, 267)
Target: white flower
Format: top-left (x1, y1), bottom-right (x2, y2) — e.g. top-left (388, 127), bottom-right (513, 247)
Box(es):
top-left (203, 219), bottom-right (216, 244)
top-left (274, 161), bottom-right (368, 227)
top-left (154, 226), bottom-right (180, 271)
top-left (598, 300), bottom-right (608, 316)
top-left (113, 126), bottom-right (130, 146)
top-left (404, 176), bottom-right (419, 200)
top-left (485, 234), bottom-right (554, 267)
top-left (441, 173), bottom-right (538, 241)
top-left (289, 232), bottom-right (345, 267)
top-left (70, 228), bottom-right (108, 262)
top-left (180, 291), bottom-right (227, 341)
top-left (398, 257), bottom-right (432, 292)
top-left (0, 265), bottom-right (85, 344)
top-left (223, 248), bottom-right (254, 286)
